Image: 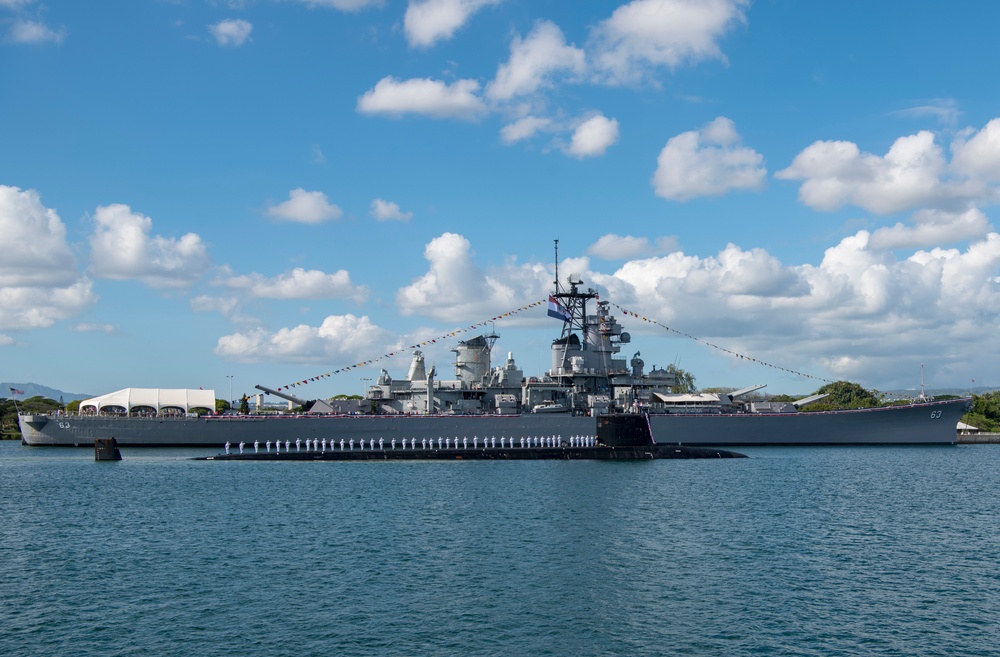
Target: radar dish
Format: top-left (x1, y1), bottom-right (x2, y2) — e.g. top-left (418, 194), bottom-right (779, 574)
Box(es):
top-left (620, 332), bottom-right (631, 343)
top-left (567, 272), bottom-right (583, 285)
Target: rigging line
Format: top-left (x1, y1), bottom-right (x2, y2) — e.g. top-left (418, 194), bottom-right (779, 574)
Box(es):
top-left (274, 299), bottom-right (549, 391)
top-left (608, 302), bottom-right (836, 385)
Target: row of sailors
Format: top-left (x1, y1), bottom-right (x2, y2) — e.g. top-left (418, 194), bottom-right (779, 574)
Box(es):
top-left (225, 434), bottom-right (598, 454)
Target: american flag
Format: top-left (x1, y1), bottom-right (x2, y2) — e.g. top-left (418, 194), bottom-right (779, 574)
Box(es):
top-left (9, 387), bottom-right (25, 395)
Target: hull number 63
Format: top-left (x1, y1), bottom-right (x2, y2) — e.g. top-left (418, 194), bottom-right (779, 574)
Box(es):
top-left (930, 410), bottom-right (943, 419)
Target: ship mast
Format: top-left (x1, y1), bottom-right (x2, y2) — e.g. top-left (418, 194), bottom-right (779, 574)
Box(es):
top-left (551, 240), bottom-right (598, 374)
top-left (553, 238), bottom-right (560, 295)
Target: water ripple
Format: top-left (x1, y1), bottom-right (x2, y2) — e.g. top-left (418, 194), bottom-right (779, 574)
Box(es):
top-left (2, 444), bottom-right (999, 656)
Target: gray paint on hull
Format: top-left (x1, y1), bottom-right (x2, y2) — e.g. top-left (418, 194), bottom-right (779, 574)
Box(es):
top-left (19, 397), bottom-right (969, 447)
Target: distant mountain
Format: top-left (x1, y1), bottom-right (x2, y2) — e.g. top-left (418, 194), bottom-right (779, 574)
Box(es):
top-left (1, 382), bottom-right (92, 403)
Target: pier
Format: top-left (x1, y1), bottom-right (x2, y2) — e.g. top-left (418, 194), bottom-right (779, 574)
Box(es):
top-left (958, 433), bottom-right (1000, 444)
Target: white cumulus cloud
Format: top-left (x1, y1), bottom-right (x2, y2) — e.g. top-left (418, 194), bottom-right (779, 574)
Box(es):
top-left (209, 19), bottom-right (252, 47)
top-left (777, 131), bottom-right (954, 215)
top-left (219, 268), bottom-right (369, 302)
top-left (588, 234), bottom-right (675, 260)
top-left (72, 323), bottom-right (118, 334)
top-left (404, 0), bottom-right (499, 48)
top-left (951, 118), bottom-right (1000, 182)
top-left (266, 188), bottom-right (343, 224)
top-left (652, 116), bottom-right (765, 200)
top-left (0, 186), bottom-right (96, 330)
top-left (397, 232), bottom-right (549, 321)
top-left (191, 294), bottom-right (239, 315)
top-left (215, 314), bottom-right (394, 364)
top-left (600, 230), bottom-right (1000, 388)
top-left (4, 19), bottom-right (65, 45)
top-left (486, 20), bottom-right (586, 102)
top-left (565, 113), bottom-right (619, 159)
top-left (357, 76), bottom-right (487, 120)
top-left (869, 207), bottom-right (992, 250)
top-left (500, 116), bottom-right (552, 144)
top-left (777, 119), bottom-right (1000, 218)
top-left (288, 0), bottom-right (384, 10)
top-left (88, 204), bottom-right (212, 288)
top-left (0, 185), bottom-right (78, 287)
top-left (0, 281), bottom-right (96, 331)
top-left (589, 0), bottom-right (748, 86)
top-left (370, 198), bottom-right (413, 221)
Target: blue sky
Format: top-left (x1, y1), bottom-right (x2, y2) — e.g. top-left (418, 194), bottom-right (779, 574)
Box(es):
top-left (3, 0), bottom-right (1000, 401)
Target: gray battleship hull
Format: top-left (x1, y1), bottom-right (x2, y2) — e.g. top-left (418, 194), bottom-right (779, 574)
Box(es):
top-left (19, 397), bottom-right (969, 447)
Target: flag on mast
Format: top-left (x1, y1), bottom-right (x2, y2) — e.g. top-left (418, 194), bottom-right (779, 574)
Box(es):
top-left (547, 295), bottom-right (571, 322)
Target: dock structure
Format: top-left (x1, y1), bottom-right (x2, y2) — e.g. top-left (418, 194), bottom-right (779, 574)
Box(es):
top-left (958, 433), bottom-right (1000, 444)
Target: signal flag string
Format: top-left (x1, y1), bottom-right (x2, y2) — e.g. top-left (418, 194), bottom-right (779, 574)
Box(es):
top-left (607, 302), bottom-right (836, 385)
top-left (275, 299), bottom-right (548, 391)
top-left (273, 298), bottom-right (836, 392)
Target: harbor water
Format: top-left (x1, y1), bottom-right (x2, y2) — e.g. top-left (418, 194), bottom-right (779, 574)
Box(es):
top-left (2, 441), bottom-right (998, 656)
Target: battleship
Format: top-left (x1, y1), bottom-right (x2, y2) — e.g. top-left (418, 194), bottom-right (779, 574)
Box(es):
top-left (19, 273), bottom-right (971, 448)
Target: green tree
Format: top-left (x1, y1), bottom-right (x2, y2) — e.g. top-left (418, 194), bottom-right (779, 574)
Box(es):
top-left (19, 396), bottom-right (62, 413)
top-left (1, 397), bottom-right (17, 439)
top-left (1, 396), bottom-right (62, 439)
top-left (962, 391), bottom-right (1000, 432)
top-left (801, 381), bottom-right (881, 411)
top-left (239, 394), bottom-right (250, 414)
top-left (216, 398), bottom-right (230, 414)
top-left (66, 400), bottom-right (81, 414)
top-left (665, 364), bottom-right (696, 394)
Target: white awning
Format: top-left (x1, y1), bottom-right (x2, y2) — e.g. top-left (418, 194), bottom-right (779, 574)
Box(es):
top-left (651, 392), bottom-right (724, 404)
top-left (79, 388), bottom-right (217, 414)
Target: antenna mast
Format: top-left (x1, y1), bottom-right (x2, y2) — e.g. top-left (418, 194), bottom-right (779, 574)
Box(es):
top-left (553, 239), bottom-right (559, 294)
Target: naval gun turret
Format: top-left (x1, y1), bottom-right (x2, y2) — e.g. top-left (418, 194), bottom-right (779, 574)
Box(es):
top-left (255, 384), bottom-right (309, 406)
top-left (254, 384), bottom-right (339, 413)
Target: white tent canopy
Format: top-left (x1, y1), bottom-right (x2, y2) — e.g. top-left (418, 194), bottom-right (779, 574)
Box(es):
top-left (79, 388), bottom-right (217, 415)
top-left (651, 392), bottom-right (728, 405)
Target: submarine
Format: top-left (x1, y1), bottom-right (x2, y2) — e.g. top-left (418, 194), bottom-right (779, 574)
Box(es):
top-left (198, 414), bottom-right (747, 461)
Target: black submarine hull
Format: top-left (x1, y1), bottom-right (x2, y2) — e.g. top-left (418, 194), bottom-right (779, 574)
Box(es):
top-left (201, 445), bottom-right (745, 461)
top-left (199, 414), bottom-right (746, 461)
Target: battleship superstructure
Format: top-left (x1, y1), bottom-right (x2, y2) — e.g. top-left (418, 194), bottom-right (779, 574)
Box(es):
top-left (19, 275), bottom-right (970, 447)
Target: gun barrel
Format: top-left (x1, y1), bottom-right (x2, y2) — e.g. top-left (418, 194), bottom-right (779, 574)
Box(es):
top-left (254, 384), bottom-right (309, 406)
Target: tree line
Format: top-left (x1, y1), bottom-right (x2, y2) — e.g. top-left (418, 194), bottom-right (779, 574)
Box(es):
top-left (1, 396), bottom-right (62, 439)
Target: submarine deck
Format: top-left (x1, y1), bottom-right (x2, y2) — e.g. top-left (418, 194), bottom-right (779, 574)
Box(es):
top-left (199, 444), bottom-right (746, 461)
